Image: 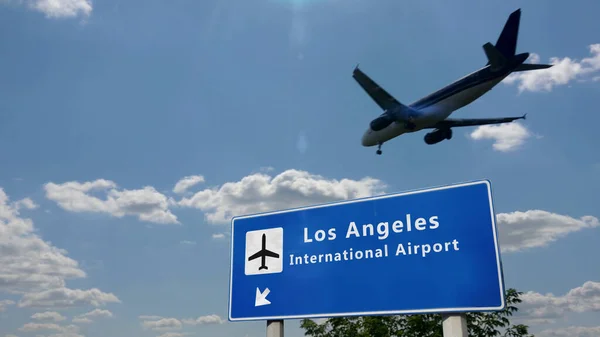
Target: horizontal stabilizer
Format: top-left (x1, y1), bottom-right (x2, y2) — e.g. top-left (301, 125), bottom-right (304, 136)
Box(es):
top-left (483, 42), bottom-right (507, 70)
top-left (513, 63), bottom-right (553, 72)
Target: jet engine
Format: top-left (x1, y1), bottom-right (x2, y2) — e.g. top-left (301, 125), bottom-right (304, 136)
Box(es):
top-left (424, 128), bottom-right (452, 145)
top-left (369, 115), bottom-right (395, 131)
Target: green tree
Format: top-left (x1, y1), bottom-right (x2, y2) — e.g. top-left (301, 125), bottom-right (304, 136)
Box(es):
top-left (300, 289), bottom-right (533, 337)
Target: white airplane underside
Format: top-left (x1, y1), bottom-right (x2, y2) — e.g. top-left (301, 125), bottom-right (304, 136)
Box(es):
top-left (353, 8), bottom-right (552, 155)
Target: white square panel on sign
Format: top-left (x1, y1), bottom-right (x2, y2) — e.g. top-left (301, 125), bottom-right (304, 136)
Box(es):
top-left (245, 227), bottom-right (283, 276)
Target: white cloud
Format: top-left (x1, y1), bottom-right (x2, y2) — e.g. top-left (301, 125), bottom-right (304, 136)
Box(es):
top-left (497, 210), bottom-right (599, 253)
top-left (469, 122), bottom-right (531, 152)
top-left (177, 169), bottom-right (387, 224)
top-left (31, 311), bottom-right (67, 322)
top-left (157, 333), bottom-right (190, 337)
top-left (516, 281), bottom-right (600, 324)
top-left (140, 317), bottom-right (183, 331)
top-left (504, 43), bottom-right (600, 93)
top-left (139, 314), bottom-right (223, 331)
top-left (72, 308), bottom-right (113, 323)
top-left (71, 317), bottom-right (92, 324)
top-left (0, 299), bottom-right (15, 312)
top-left (18, 323), bottom-right (79, 334)
top-left (173, 175), bottom-right (205, 194)
top-left (29, 0), bottom-right (91, 19)
top-left (537, 326), bottom-right (600, 337)
top-left (182, 314), bottom-right (224, 325)
top-left (211, 233), bottom-right (225, 240)
top-left (14, 198), bottom-right (38, 210)
top-left (179, 240), bottom-right (196, 245)
top-left (44, 180), bottom-right (179, 225)
top-left (1, 0), bottom-right (92, 19)
top-left (18, 287), bottom-right (120, 309)
top-left (0, 188), bottom-right (90, 296)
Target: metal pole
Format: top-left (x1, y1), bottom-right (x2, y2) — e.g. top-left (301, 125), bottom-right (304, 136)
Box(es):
top-left (267, 319), bottom-right (284, 337)
top-left (442, 314), bottom-right (468, 337)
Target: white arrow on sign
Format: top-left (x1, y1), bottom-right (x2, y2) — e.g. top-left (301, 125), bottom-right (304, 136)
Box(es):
top-left (255, 287), bottom-right (271, 307)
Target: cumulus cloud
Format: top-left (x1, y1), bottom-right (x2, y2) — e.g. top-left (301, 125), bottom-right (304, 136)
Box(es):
top-left (139, 314), bottom-right (223, 331)
top-left (140, 316), bottom-right (183, 331)
top-left (46, 333), bottom-right (84, 337)
top-left (18, 287), bottom-right (120, 309)
top-left (516, 281), bottom-right (600, 324)
top-left (1, 0), bottom-right (92, 19)
top-left (537, 326), bottom-right (600, 337)
top-left (14, 198), bottom-right (38, 210)
top-left (211, 233), bottom-right (226, 240)
top-left (173, 175), bottom-right (205, 194)
top-left (177, 169), bottom-right (387, 224)
top-left (496, 210), bottom-right (599, 253)
top-left (469, 122), bottom-right (532, 152)
top-left (31, 311), bottom-right (67, 322)
top-left (182, 314), bottom-right (225, 325)
top-left (504, 43), bottom-right (600, 93)
top-left (0, 299), bottom-right (15, 312)
top-left (18, 323), bottom-right (80, 334)
top-left (0, 188), bottom-right (87, 294)
top-left (44, 180), bottom-right (179, 225)
top-left (72, 309), bottom-right (113, 323)
top-left (157, 333), bottom-right (190, 337)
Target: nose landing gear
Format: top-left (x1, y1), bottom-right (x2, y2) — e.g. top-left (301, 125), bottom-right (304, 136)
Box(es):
top-left (376, 143), bottom-right (383, 155)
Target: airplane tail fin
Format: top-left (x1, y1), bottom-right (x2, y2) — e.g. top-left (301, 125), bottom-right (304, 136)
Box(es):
top-left (494, 8), bottom-right (521, 58)
top-left (484, 8), bottom-right (553, 72)
top-left (483, 8), bottom-right (521, 68)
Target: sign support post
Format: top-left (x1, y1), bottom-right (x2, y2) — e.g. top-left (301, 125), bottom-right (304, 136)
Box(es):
top-left (442, 314), bottom-right (468, 337)
top-left (266, 319), bottom-right (283, 337)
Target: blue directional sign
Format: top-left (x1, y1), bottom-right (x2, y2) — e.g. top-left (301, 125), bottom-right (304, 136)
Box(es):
top-left (228, 180), bottom-right (505, 321)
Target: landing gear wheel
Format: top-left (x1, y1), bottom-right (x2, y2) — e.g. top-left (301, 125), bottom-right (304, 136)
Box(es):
top-left (376, 143), bottom-right (383, 155)
top-left (446, 129), bottom-right (453, 140)
top-left (376, 150), bottom-right (382, 155)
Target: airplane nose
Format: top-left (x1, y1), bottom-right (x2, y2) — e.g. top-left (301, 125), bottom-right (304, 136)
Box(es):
top-left (361, 130), bottom-right (371, 146)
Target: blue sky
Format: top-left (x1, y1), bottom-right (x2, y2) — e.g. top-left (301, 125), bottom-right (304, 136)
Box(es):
top-left (1, 0), bottom-right (599, 336)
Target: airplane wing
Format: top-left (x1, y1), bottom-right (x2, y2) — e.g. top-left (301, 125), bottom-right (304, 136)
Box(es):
top-left (248, 251), bottom-right (262, 261)
top-left (352, 65), bottom-right (402, 111)
top-left (431, 114), bottom-right (526, 128)
top-left (248, 249), bottom-right (280, 261)
top-left (263, 250), bottom-right (279, 258)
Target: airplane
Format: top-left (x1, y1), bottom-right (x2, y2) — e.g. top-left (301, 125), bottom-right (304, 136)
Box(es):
top-left (248, 233), bottom-right (280, 270)
top-left (354, 8), bottom-right (553, 155)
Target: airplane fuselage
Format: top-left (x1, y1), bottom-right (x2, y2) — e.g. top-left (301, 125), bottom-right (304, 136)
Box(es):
top-left (355, 8), bottom-right (550, 154)
top-left (361, 65), bottom-right (511, 147)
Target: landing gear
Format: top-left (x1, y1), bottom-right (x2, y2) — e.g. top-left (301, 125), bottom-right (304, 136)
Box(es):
top-left (446, 128), bottom-right (453, 140)
top-left (376, 143), bottom-right (383, 155)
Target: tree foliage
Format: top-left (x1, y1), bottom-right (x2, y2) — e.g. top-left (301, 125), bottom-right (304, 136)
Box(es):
top-left (300, 288), bottom-right (534, 337)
